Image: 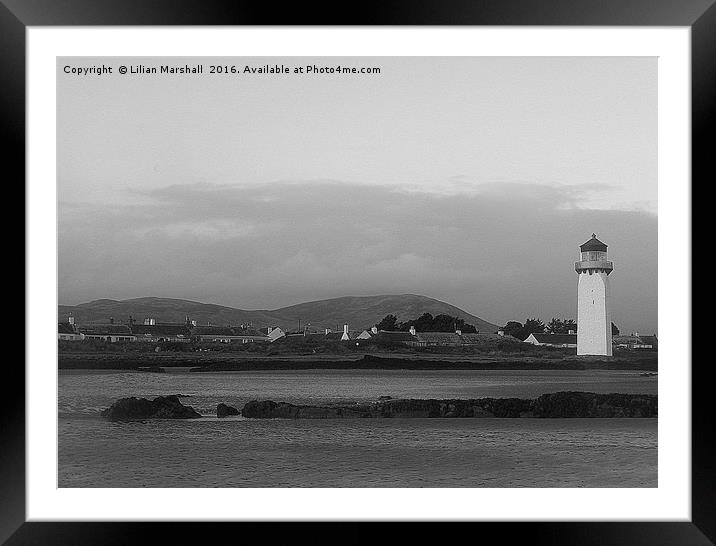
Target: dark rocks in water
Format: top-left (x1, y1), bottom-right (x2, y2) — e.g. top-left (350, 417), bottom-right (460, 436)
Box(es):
top-left (533, 392), bottom-right (657, 418)
top-left (241, 392), bottom-right (656, 419)
top-left (217, 403), bottom-right (240, 418)
top-left (101, 395), bottom-right (202, 421)
top-left (370, 398), bottom-right (533, 418)
top-left (241, 398), bottom-right (533, 419)
top-left (241, 400), bottom-right (371, 419)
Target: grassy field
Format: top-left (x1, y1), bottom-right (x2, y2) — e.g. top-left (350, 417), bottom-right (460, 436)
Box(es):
top-left (58, 343), bottom-right (657, 371)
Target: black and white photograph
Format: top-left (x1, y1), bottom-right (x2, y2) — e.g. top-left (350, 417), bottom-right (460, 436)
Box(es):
top-left (56, 55), bottom-right (659, 489)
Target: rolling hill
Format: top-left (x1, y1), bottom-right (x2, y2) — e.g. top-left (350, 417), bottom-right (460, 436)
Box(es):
top-left (58, 294), bottom-right (500, 333)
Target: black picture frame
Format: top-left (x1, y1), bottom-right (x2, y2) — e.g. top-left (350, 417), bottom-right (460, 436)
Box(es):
top-left (4, 1), bottom-right (709, 543)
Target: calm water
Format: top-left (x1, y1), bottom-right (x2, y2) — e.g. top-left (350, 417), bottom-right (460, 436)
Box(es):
top-left (58, 369), bottom-right (658, 487)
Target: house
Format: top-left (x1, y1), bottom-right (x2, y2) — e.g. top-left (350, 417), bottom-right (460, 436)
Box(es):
top-left (411, 332), bottom-right (463, 347)
top-left (78, 324), bottom-right (136, 343)
top-left (191, 325), bottom-right (269, 344)
top-left (613, 333), bottom-right (658, 351)
top-left (637, 335), bottom-right (658, 351)
top-left (372, 331), bottom-right (416, 345)
top-left (258, 326), bottom-right (286, 343)
top-left (373, 328), bottom-right (465, 347)
top-left (461, 332), bottom-right (521, 346)
top-left (321, 325), bottom-right (363, 341)
top-left (523, 333), bottom-right (577, 348)
top-left (130, 323), bottom-right (192, 342)
top-left (265, 326), bottom-right (286, 343)
top-left (354, 326), bottom-right (380, 340)
top-left (58, 322), bottom-right (84, 341)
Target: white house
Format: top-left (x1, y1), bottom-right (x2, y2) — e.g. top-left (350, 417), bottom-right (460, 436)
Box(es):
top-left (266, 326), bottom-right (286, 343)
top-left (524, 333), bottom-right (577, 348)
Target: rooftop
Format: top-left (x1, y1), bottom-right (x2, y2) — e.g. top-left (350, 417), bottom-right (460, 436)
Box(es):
top-left (579, 233), bottom-right (608, 252)
top-left (529, 333), bottom-right (577, 344)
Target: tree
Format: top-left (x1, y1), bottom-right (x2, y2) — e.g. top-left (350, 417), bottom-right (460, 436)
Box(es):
top-left (396, 313), bottom-right (479, 333)
top-left (399, 312), bottom-right (434, 332)
top-left (502, 321), bottom-right (524, 339)
top-left (523, 318), bottom-right (546, 337)
top-left (611, 322), bottom-right (620, 336)
top-left (547, 318), bottom-right (577, 334)
top-left (376, 314), bottom-right (399, 331)
top-left (546, 318), bottom-right (564, 334)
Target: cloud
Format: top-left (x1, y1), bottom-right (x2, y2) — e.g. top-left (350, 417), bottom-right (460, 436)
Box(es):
top-left (58, 179), bottom-right (657, 333)
top-left (398, 176), bottom-right (618, 210)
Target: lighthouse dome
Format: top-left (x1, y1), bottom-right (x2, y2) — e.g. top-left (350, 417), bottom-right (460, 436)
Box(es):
top-left (579, 233), bottom-right (607, 252)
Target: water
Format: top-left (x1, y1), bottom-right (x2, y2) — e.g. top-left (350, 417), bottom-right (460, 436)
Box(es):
top-left (58, 369), bottom-right (657, 487)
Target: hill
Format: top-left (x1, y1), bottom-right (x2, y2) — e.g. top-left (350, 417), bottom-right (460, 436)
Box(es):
top-left (58, 294), bottom-right (500, 332)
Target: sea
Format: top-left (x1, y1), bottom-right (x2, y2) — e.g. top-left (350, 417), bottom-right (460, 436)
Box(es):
top-left (58, 368), bottom-right (657, 488)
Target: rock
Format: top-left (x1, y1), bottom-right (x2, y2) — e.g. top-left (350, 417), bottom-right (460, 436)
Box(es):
top-left (241, 400), bottom-right (370, 419)
top-left (217, 403), bottom-right (240, 418)
top-left (378, 396), bottom-right (392, 401)
top-left (241, 393), bottom-right (657, 419)
top-left (532, 392), bottom-right (658, 418)
top-left (242, 400), bottom-right (279, 418)
top-left (474, 398), bottom-right (533, 418)
top-left (101, 395), bottom-right (202, 421)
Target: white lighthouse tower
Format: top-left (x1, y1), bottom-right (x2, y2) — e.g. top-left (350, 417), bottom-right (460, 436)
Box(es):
top-left (575, 234), bottom-right (614, 356)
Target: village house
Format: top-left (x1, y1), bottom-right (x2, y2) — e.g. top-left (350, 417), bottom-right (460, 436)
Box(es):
top-left (356, 328), bottom-right (375, 340)
top-left (191, 325), bottom-right (270, 344)
top-left (523, 333), bottom-right (577, 348)
top-left (258, 326), bottom-right (286, 343)
top-left (372, 330), bottom-right (416, 345)
top-left (460, 332), bottom-right (521, 346)
top-left (130, 322), bottom-right (192, 342)
top-left (371, 327), bottom-right (515, 348)
top-left (613, 333), bottom-right (658, 351)
top-left (409, 331), bottom-right (463, 347)
top-left (58, 321), bottom-right (84, 341)
top-left (321, 324), bottom-right (363, 341)
top-left (77, 324), bottom-right (137, 343)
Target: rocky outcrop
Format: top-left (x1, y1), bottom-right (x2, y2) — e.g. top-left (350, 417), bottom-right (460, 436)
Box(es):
top-left (241, 392), bottom-right (656, 419)
top-left (532, 392), bottom-right (657, 418)
top-left (216, 403), bottom-right (240, 418)
top-left (241, 398), bottom-right (534, 419)
top-left (101, 395), bottom-right (202, 421)
top-left (241, 400), bottom-right (371, 419)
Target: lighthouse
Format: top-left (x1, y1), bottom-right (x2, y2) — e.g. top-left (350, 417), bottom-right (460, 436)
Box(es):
top-left (575, 234), bottom-right (614, 356)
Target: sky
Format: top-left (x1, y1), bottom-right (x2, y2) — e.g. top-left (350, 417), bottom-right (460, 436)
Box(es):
top-left (57, 56), bottom-right (657, 333)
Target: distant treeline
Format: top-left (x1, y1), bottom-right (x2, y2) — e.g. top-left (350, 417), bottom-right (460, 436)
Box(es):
top-left (373, 313), bottom-right (612, 341)
top-left (501, 318), bottom-right (621, 341)
top-left (376, 313), bottom-right (479, 333)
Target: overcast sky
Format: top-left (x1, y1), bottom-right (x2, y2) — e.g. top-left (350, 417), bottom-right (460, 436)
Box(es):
top-left (58, 56), bottom-right (657, 333)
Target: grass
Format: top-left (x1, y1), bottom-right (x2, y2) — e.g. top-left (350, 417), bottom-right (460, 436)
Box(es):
top-left (58, 340), bottom-right (657, 372)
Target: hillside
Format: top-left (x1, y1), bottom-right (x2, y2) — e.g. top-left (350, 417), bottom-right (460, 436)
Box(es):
top-left (58, 294), bottom-right (500, 332)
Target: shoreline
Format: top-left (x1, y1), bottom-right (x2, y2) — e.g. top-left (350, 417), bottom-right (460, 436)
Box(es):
top-left (58, 352), bottom-right (658, 371)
